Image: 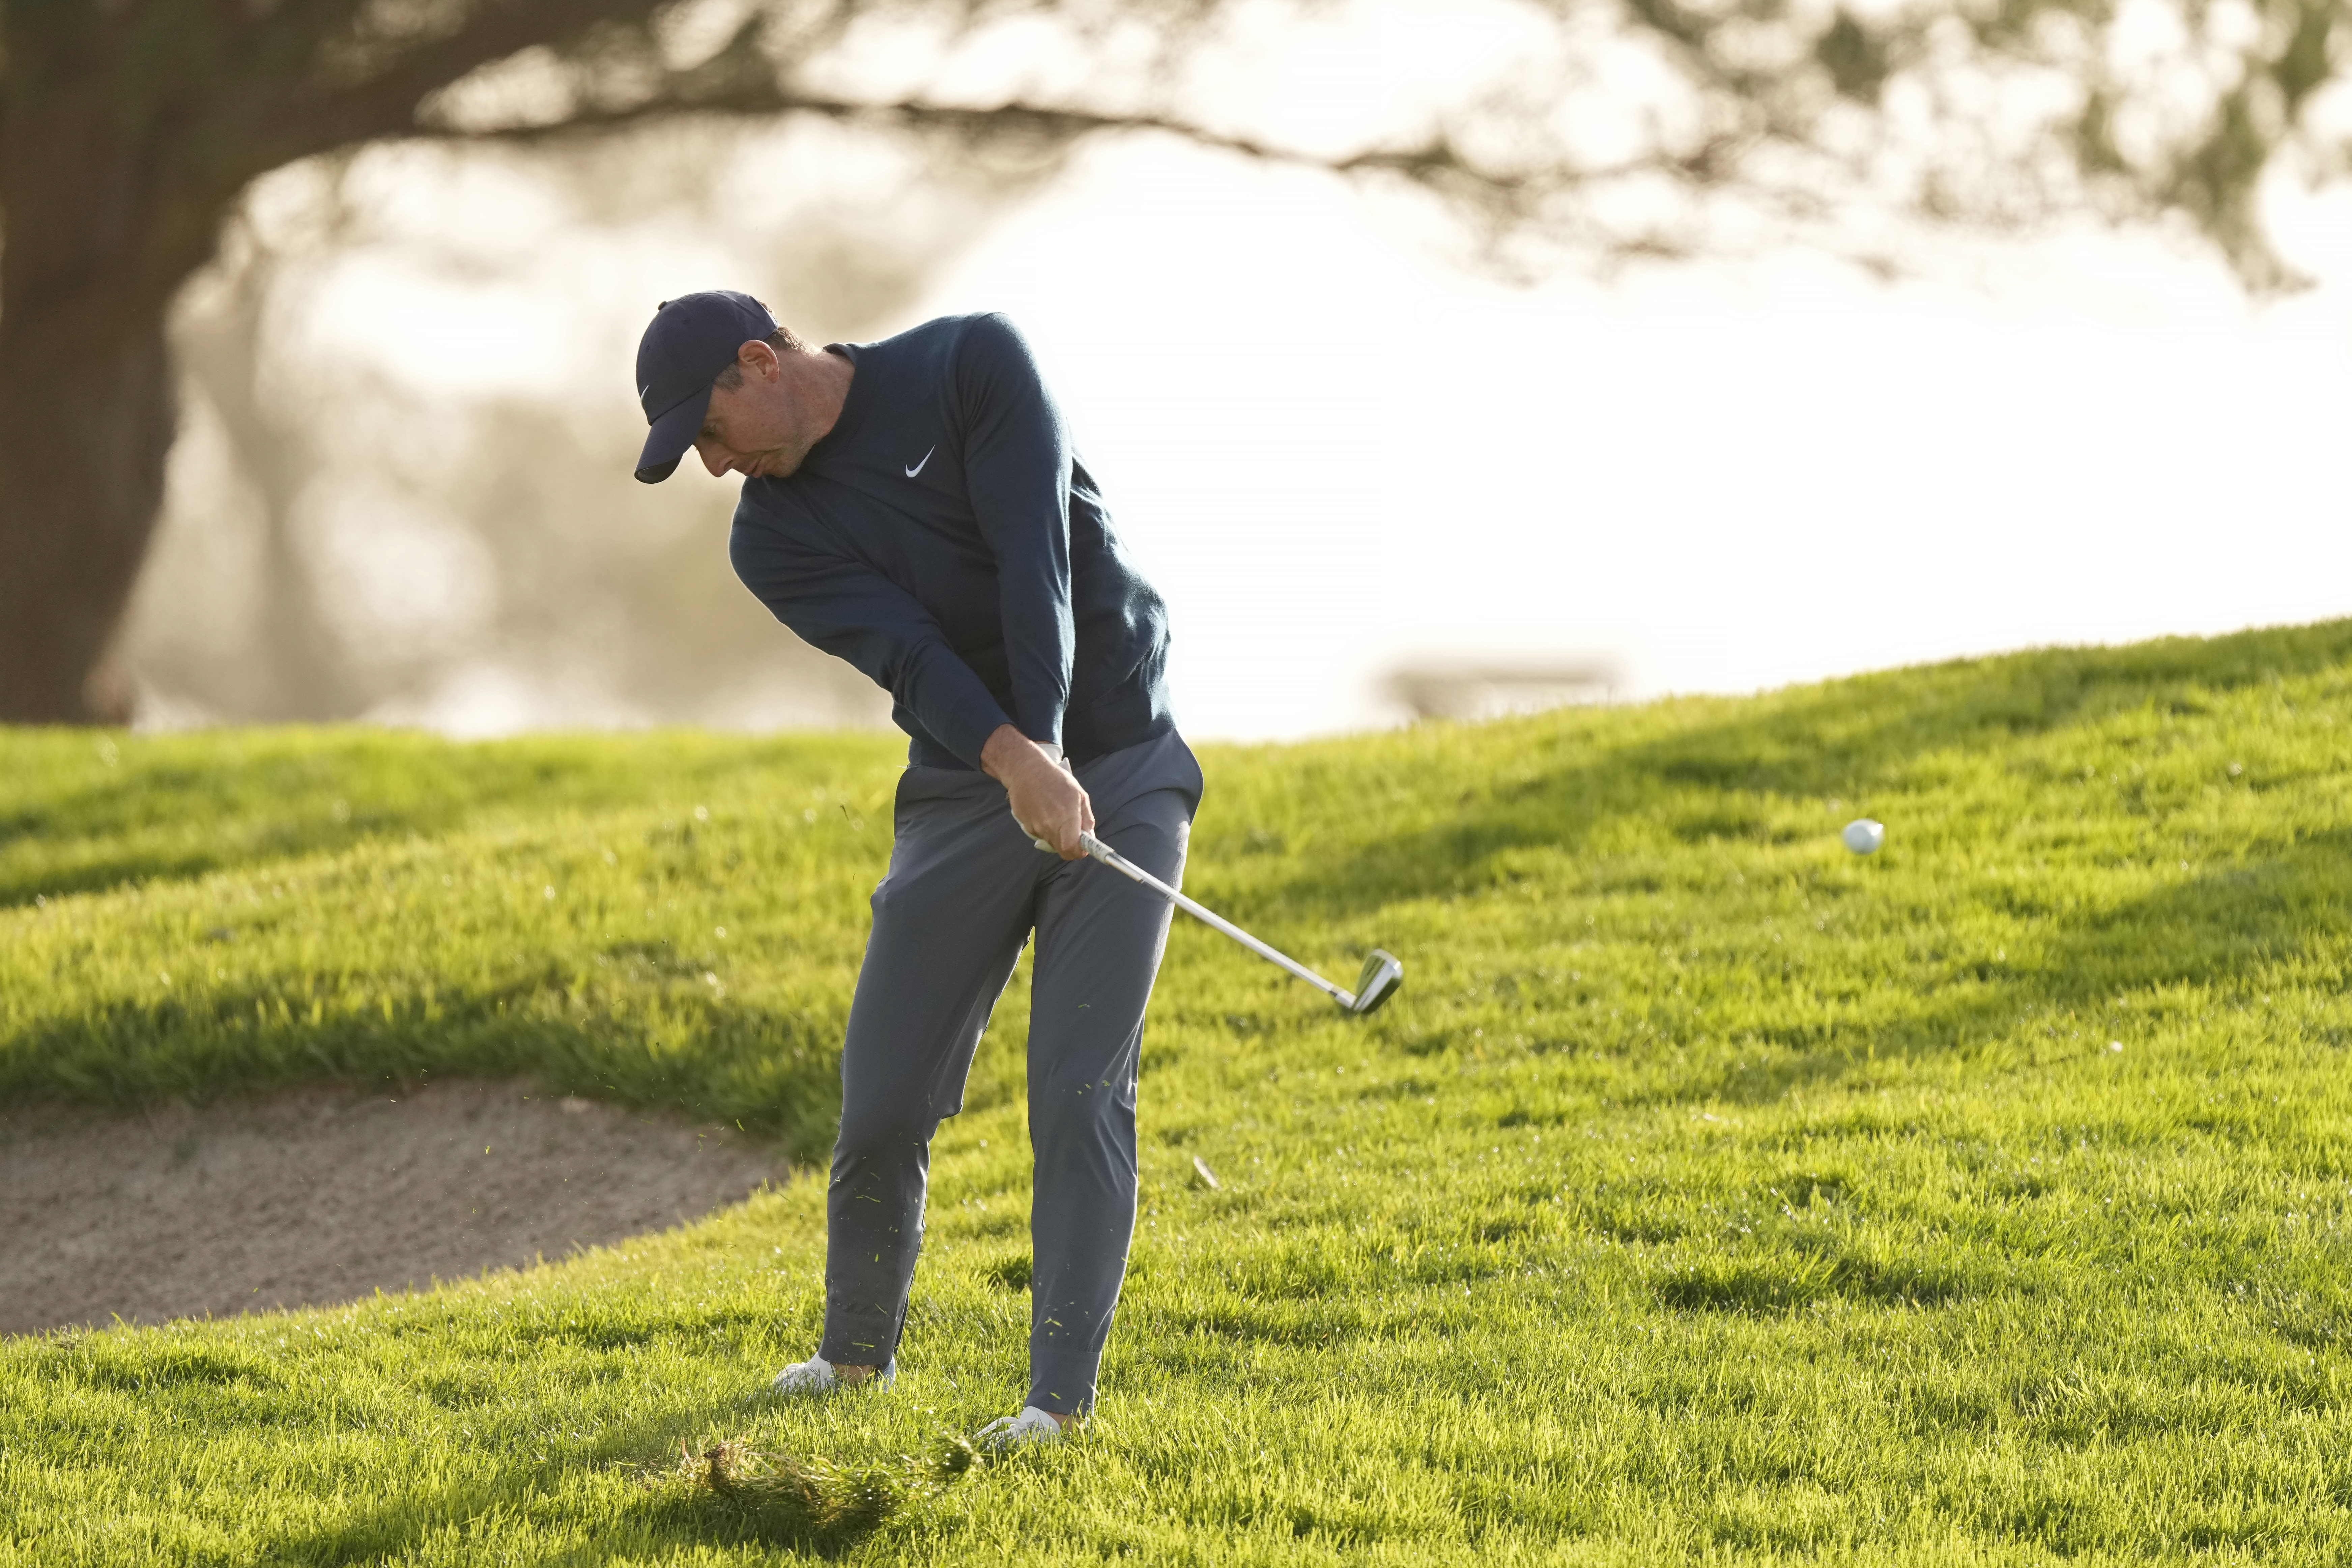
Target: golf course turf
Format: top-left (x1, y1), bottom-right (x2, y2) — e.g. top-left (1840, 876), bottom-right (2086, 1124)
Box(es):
top-left (4, 621), bottom-right (2350, 1563)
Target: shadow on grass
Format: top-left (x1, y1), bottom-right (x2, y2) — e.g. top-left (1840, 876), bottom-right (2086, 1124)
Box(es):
top-left (262, 1405), bottom-right (978, 1565)
top-left (0, 985), bottom-right (850, 1162)
top-left (1651, 1248), bottom-right (1967, 1314)
top-left (1290, 625), bottom-right (2352, 1122)
top-left (0, 729), bottom-right (900, 910)
top-left (1261, 621), bottom-right (2352, 920)
top-left (0, 740), bottom-right (612, 909)
top-left (1654, 825), bottom-right (2352, 1115)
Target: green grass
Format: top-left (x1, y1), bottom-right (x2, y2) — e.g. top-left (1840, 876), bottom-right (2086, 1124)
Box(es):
top-left (5, 622), bottom-right (2352, 1564)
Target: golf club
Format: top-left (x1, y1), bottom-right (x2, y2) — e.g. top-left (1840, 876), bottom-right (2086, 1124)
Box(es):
top-left (1038, 831), bottom-right (1403, 1015)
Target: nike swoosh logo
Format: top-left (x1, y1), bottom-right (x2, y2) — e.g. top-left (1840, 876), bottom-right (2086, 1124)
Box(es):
top-left (639, 385), bottom-right (652, 401)
top-left (905, 447), bottom-right (935, 479)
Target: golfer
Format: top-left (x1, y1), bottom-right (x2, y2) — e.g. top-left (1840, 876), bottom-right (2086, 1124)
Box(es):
top-left (632, 292), bottom-right (1198, 1447)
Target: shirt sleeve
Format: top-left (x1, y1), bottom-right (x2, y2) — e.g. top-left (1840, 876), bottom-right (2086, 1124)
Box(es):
top-left (951, 314), bottom-right (1075, 751)
top-left (730, 518), bottom-right (1014, 769)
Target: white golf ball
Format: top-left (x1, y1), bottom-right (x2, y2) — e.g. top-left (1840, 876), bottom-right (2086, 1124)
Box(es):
top-left (1842, 819), bottom-right (1885, 855)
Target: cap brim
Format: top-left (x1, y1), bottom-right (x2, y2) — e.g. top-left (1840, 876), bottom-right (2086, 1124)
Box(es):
top-left (634, 388), bottom-right (711, 484)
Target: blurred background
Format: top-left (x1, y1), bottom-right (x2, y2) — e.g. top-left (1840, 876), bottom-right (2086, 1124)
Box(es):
top-left (25, 0), bottom-right (2346, 741)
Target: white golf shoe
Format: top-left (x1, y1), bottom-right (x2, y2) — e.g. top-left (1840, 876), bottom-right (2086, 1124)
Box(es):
top-left (976, 1405), bottom-right (1068, 1450)
top-left (769, 1352), bottom-right (895, 1395)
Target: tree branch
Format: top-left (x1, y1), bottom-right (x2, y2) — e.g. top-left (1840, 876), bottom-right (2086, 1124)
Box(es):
top-left (216, 0), bottom-right (668, 183)
top-left (407, 75), bottom-right (1671, 215)
top-left (138, 0), bottom-right (2352, 291)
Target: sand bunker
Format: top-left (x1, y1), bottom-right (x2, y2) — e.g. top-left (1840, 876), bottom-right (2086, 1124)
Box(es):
top-left (0, 1081), bottom-right (784, 1336)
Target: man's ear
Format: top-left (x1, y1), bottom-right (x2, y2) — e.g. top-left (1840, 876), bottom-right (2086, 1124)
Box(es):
top-left (739, 339), bottom-right (783, 383)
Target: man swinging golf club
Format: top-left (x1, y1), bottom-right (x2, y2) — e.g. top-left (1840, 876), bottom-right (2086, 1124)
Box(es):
top-left (631, 292), bottom-right (1199, 1448)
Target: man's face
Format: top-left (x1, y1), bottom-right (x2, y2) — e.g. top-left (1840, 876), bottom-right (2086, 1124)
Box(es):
top-left (693, 346), bottom-right (800, 480)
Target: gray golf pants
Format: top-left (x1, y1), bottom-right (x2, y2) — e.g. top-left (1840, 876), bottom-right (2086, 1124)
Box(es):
top-left (816, 729), bottom-right (1202, 1415)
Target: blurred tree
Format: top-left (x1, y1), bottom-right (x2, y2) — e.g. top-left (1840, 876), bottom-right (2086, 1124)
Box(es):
top-left (2, 0), bottom-right (2343, 721)
top-left (124, 125), bottom-right (949, 728)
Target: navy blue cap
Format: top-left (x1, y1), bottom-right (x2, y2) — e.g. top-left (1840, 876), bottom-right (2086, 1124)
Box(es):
top-left (633, 290), bottom-right (778, 483)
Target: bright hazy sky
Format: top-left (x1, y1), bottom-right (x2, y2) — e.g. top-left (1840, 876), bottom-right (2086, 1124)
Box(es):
top-left (896, 135), bottom-right (2352, 737)
top-left (299, 120), bottom-right (2352, 740)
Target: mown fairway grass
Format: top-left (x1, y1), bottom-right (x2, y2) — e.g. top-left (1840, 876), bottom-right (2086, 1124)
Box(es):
top-left (5, 624), bottom-right (2352, 1564)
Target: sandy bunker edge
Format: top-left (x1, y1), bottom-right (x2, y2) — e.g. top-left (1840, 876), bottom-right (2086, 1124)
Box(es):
top-left (0, 1079), bottom-right (785, 1336)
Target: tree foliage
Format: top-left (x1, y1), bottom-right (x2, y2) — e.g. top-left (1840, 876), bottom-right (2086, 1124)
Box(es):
top-left (346, 0), bottom-right (2348, 277)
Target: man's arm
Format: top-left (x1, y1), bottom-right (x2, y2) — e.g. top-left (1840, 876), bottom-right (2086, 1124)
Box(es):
top-left (953, 314), bottom-right (1077, 753)
top-left (732, 520), bottom-right (1095, 858)
top-left (731, 525), bottom-right (1013, 769)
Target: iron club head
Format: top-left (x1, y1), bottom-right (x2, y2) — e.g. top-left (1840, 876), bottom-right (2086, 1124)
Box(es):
top-left (1348, 949), bottom-right (1404, 1015)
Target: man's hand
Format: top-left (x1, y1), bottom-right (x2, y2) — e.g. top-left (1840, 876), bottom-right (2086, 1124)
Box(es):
top-left (981, 724), bottom-right (1094, 859)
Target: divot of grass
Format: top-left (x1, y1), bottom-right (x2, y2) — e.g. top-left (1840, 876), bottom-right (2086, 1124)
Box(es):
top-left (638, 1432), bottom-right (978, 1552)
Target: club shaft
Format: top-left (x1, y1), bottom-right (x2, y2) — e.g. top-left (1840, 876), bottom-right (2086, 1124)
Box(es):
top-left (1076, 832), bottom-right (1355, 1007)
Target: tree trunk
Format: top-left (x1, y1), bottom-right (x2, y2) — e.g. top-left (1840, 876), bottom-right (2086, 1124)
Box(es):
top-left (0, 3), bottom-right (230, 724)
top-left (0, 292), bottom-right (179, 723)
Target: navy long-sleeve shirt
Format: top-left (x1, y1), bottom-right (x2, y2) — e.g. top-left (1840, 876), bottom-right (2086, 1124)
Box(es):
top-left (728, 314), bottom-right (1174, 771)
